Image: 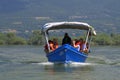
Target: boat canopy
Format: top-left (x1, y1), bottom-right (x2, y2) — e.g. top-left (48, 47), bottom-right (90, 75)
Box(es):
top-left (41, 22), bottom-right (96, 35)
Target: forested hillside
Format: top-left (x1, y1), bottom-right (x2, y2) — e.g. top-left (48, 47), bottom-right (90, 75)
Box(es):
top-left (0, 0), bottom-right (120, 34)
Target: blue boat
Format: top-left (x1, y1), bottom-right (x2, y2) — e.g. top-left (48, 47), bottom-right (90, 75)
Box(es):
top-left (41, 22), bottom-right (96, 63)
top-left (47, 44), bottom-right (87, 63)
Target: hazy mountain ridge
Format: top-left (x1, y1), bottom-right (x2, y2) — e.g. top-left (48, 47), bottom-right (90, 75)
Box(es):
top-left (0, 0), bottom-right (27, 13)
top-left (0, 0), bottom-right (120, 33)
top-left (0, 0), bottom-right (119, 15)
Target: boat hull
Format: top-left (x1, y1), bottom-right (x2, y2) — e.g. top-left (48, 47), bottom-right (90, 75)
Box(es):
top-left (46, 44), bottom-right (88, 63)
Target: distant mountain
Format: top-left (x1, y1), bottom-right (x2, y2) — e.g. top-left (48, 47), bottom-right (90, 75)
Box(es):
top-left (1, 0), bottom-right (119, 16)
top-left (0, 0), bottom-right (27, 13)
top-left (0, 0), bottom-right (120, 34)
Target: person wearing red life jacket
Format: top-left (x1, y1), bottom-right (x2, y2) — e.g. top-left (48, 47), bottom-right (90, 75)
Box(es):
top-left (44, 40), bottom-right (55, 53)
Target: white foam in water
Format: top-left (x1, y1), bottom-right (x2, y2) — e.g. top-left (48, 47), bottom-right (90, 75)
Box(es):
top-left (71, 62), bottom-right (92, 65)
top-left (37, 62), bottom-right (54, 66)
top-left (68, 62), bottom-right (94, 67)
top-left (37, 62), bottom-right (95, 67)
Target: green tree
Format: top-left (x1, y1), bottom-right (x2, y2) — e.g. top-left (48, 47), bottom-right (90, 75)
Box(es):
top-left (92, 33), bottom-right (112, 45)
top-left (28, 30), bottom-right (43, 45)
top-left (0, 33), bottom-right (7, 45)
top-left (6, 32), bottom-right (27, 45)
top-left (111, 34), bottom-right (120, 45)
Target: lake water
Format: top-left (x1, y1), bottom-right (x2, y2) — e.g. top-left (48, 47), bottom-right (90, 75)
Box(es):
top-left (0, 46), bottom-right (120, 80)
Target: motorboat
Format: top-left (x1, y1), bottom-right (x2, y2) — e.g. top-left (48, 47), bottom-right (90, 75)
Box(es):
top-left (41, 22), bottom-right (96, 63)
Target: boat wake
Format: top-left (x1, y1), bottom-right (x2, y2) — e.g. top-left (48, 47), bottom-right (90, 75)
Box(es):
top-left (34, 62), bottom-right (96, 72)
top-left (68, 62), bottom-right (94, 67)
top-left (37, 62), bottom-right (54, 66)
top-left (36, 62), bottom-right (95, 67)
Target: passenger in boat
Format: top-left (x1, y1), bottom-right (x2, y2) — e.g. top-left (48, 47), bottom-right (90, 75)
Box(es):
top-left (82, 41), bottom-right (89, 53)
top-left (79, 38), bottom-right (89, 53)
top-left (44, 40), bottom-right (55, 53)
top-left (73, 39), bottom-right (81, 51)
top-left (79, 38), bottom-right (84, 50)
top-left (53, 38), bottom-right (59, 49)
top-left (62, 33), bottom-right (72, 45)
